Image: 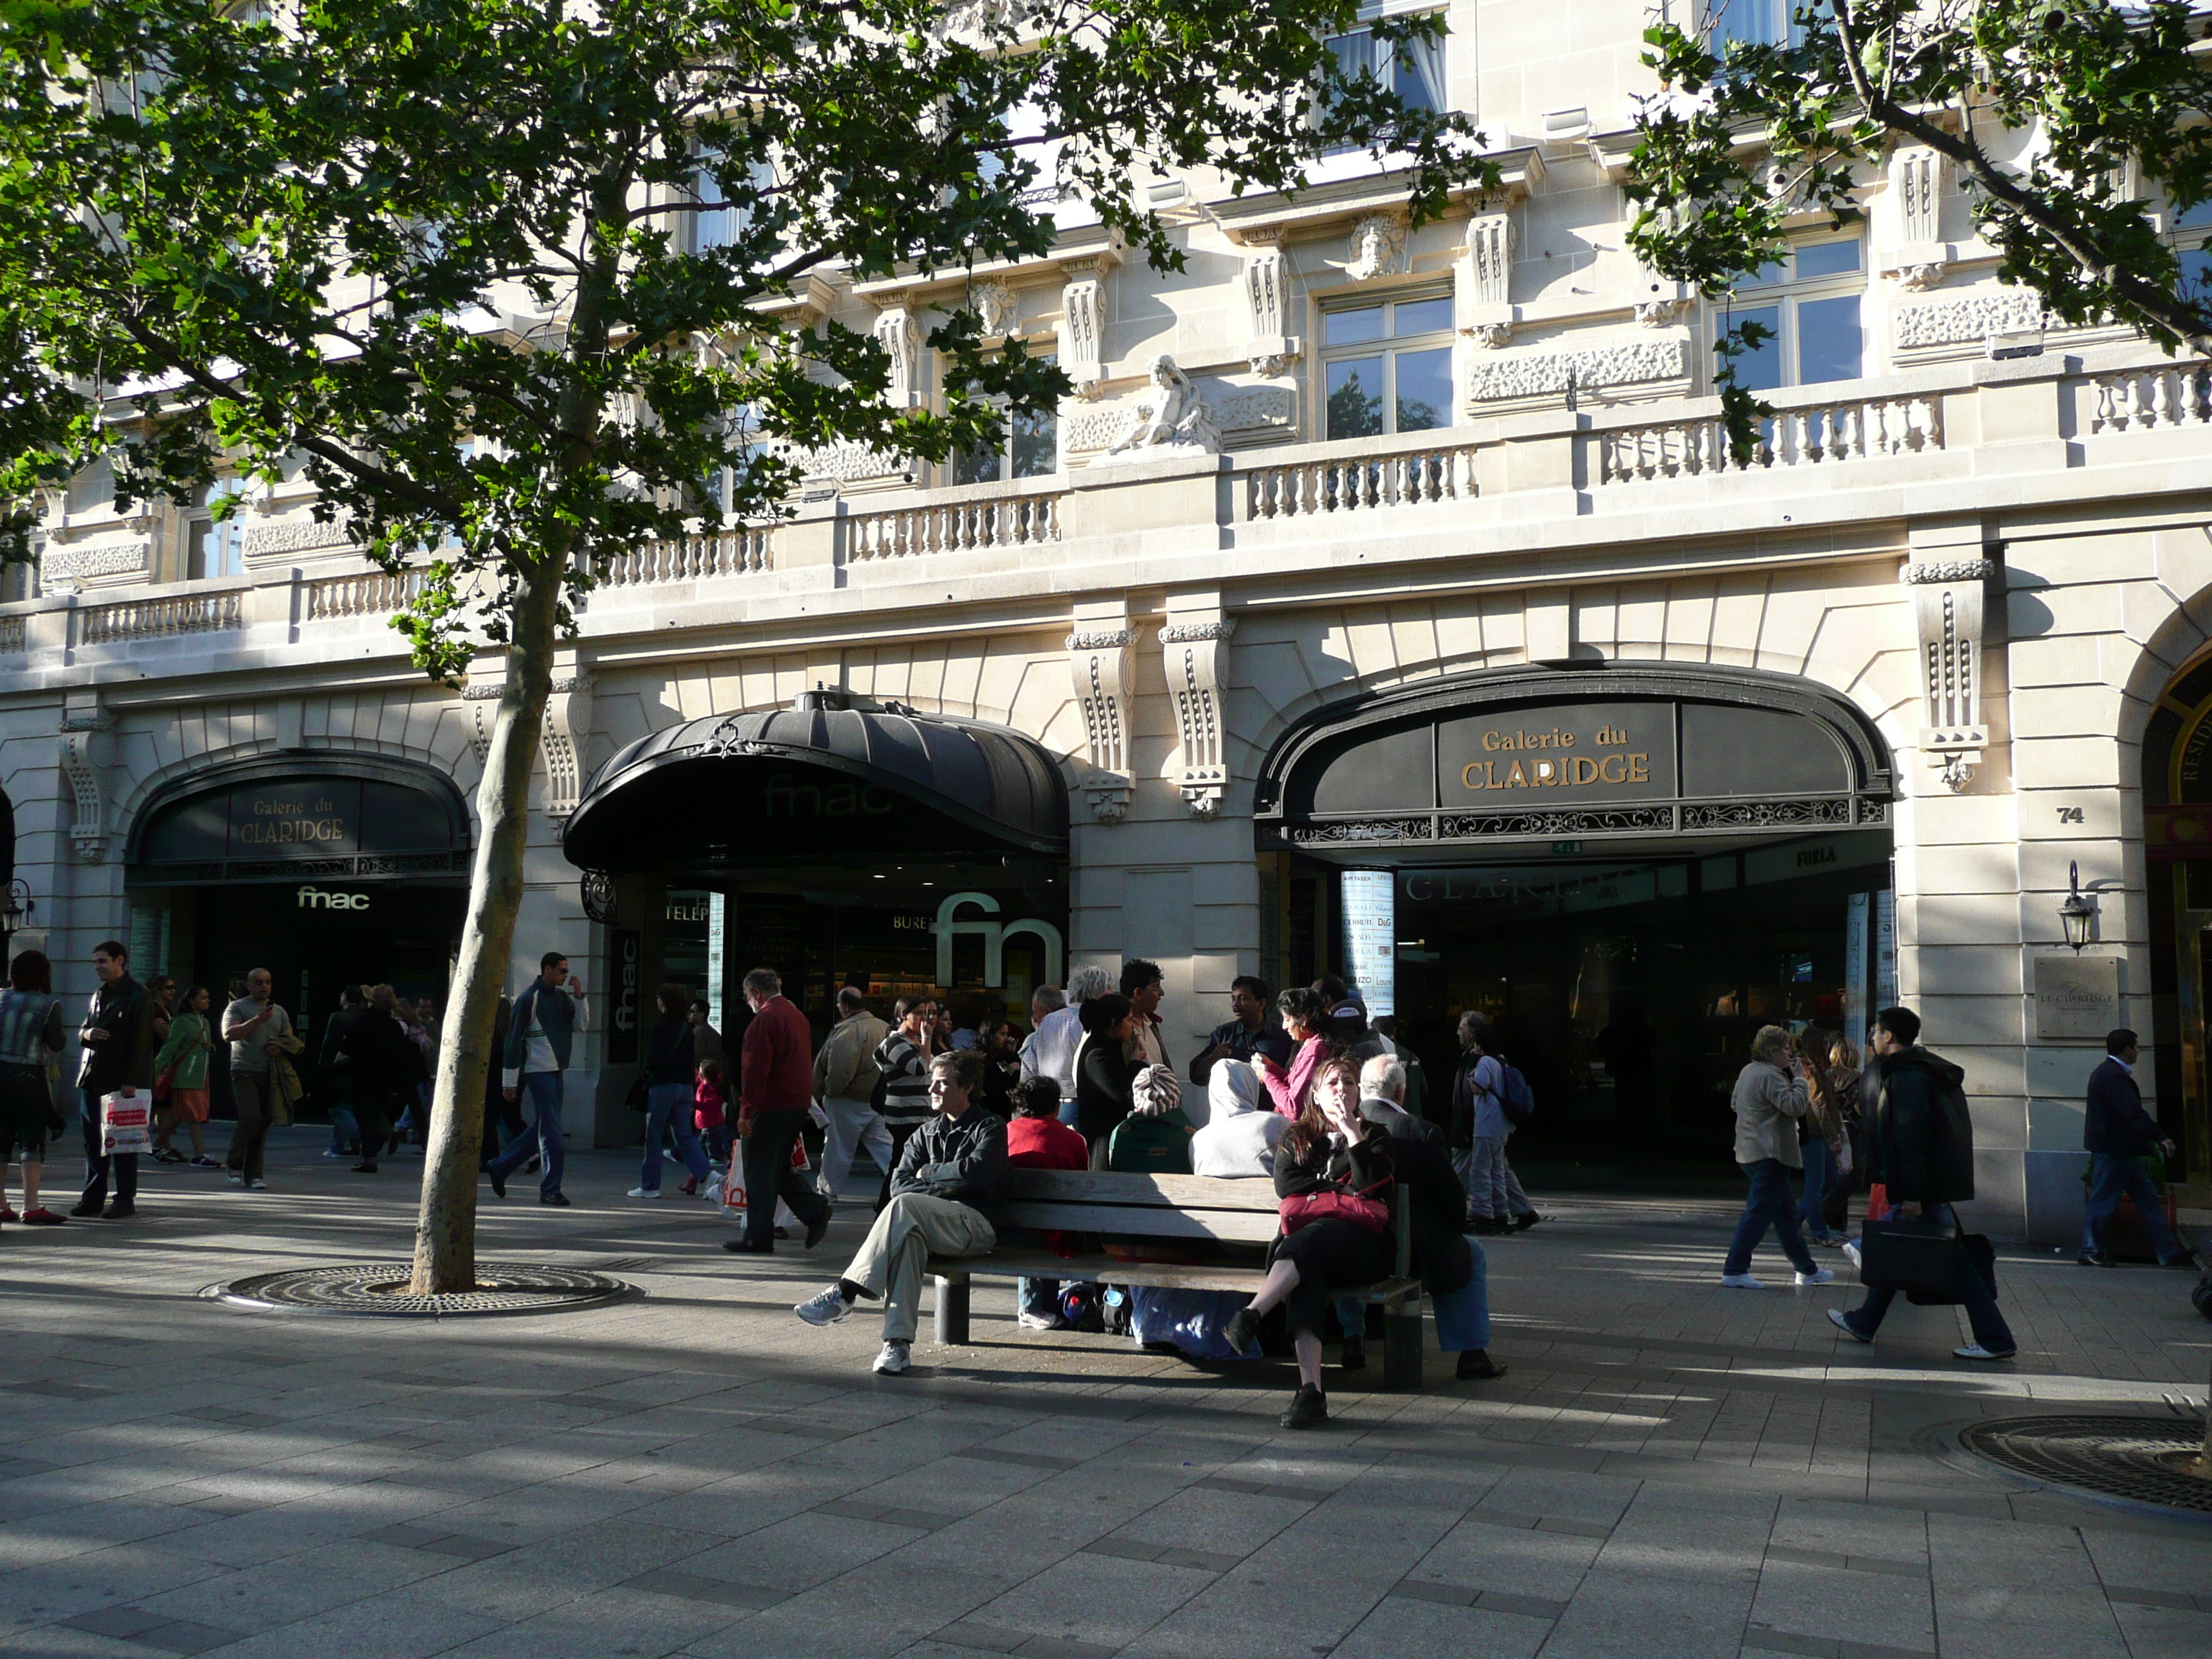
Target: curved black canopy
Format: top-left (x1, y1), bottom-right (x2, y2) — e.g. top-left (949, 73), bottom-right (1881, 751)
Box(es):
top-left (562, 694), bottom-right (1069, 872)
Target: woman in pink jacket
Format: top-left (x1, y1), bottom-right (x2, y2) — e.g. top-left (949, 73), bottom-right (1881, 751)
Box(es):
top-left (1258, 987), bottom-right (1329, 1118)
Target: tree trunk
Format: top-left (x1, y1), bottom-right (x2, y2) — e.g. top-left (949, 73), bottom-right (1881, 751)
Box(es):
top-left (408, 565), bottom-right (566, 1294)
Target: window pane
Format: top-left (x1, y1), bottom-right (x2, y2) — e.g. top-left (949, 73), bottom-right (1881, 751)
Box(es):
top-left (1795, 238), bottom-right (1861, 279)
top-left (1796, 293), bottom-right (1861, 384)
top-left (1326, 304), bottom-right (1385, 346)
top-left (2180, 247), bottom-right (2212, 306)
top-left (1395, 33), bottom-right (1444, 117)
top-left (1734, 258), bottom-right (1786, 290)
top-left (1326, 358), bottom-right (1387, 439)
top-left (1393, 296), bottom-right (1454, 336)
top-left (1723, 305), bottom-right (1782, 393)
top-left (1707, 0), bottom-right (1784, 50)
top-left (1010, 405), bottom-right (1057, 478)
top-left (1394, 347), bottom-right (1452, 432)
top-left (2172, 199), bottom-right (2212, 230)
top-left (187, 521), bottom-right (212, 582)
top-left (953, 443), bottom-right (1002, 487)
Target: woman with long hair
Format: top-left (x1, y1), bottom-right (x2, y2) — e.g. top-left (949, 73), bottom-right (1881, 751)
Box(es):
top-left (1074, 992), bottom-right (1146, 1167)
top-left (1223, 1056), bottom-right (1398, 1429)
top-left (150, 986), bottom-right (217, 1166)
top-left (1256, 986), bottom-right (1329, 1118)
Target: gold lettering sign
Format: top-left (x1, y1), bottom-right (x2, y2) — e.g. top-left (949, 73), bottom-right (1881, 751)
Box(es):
top-left (1461, 751), bottom-right (1649, 792)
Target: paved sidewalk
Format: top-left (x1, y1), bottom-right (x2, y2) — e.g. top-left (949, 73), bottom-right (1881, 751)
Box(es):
top-left (2, 1129), bottom-right (2208, 1659)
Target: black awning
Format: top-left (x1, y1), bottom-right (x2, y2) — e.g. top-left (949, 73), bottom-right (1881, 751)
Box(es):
top-left (561, 693), bottom-right (1069, 872)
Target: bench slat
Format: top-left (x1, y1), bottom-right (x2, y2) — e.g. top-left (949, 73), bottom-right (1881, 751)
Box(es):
top-left (927, 1249), bottom-right (1419, 1303)
top-left (992, 1201), bottom-right (1280, 1244)
top-left (1000, 1169), bottom-right (1280, 1211)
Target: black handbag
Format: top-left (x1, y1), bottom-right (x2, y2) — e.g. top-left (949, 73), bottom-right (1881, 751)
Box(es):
top-left (1906, 1233), bottom-right (1997, 1307)
top-left (1858, 1213), bottom-right (1967, 1297)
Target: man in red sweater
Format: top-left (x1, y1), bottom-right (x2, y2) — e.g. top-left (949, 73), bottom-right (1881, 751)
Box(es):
top-left (724, 968), bottom-right (833, 1256)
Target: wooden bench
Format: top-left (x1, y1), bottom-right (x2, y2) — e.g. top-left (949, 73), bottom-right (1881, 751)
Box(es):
top-left (924, 1168), bottom-right (1431, 1388)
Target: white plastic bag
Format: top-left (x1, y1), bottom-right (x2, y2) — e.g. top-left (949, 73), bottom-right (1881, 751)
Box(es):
top-left (102, 1091), bottom-right (152, 1156)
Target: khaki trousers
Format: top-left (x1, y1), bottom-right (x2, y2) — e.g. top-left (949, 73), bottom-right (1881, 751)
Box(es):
top-left (842, 1192), bottom-right (995, 1344)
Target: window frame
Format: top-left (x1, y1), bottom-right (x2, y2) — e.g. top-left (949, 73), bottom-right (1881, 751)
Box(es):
top-left (945, 344), bottom-right (1061, 487)
top-left (1316, 287), bottom-right (1458, 441)
top-left (1709, 232), bottom-right (1866, 394)
top-left (1318, 6), bottom-right (1449, 156)
top-left (184, 477), bottom-right (248, 582)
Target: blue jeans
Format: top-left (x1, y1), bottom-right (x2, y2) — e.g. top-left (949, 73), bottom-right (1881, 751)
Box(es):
top-left (642, 1084), bottom-right (711, 1192)
top-left (2082, 1153), bottom-right (2185, 1259)
top-left (1460, 1135), bottom-right (1530, 1220)
top-left (1018, 1277), bottom-right (1061, 1321)
top-left (1725, 1157), bottom-right (1817, 1277)
top-left (1796, 1137), bottom-right (1840, 1242)
top-left (326, 1105), bottom-right (359, 1156)
top-left (1845, 1202), bottom-right (2015, 1353)
top-left (487, 1071), bottom-right (564, 1199)
top-left (1337, 1239), bottom-right (1491, 1352)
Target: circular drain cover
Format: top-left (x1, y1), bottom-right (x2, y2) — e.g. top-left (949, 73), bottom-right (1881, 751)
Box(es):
top-left (208, 1262), bottom-right (637, 1318)
top-left (1958, 1415), bottom-right (2212, 1513)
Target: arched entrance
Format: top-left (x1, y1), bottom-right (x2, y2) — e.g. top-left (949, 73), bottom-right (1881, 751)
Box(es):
top-left (125, 753), bottom-right (473, 1050)
top-left (562, 688), bottom-right (1068, 1048)
top-left (2137, 652), bottom-right (2212, 1204)
top-left (1254, 662), bottom-right (1897, 1174)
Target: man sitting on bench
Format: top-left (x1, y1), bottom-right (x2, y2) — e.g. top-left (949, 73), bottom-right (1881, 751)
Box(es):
top-left (792, 1048), bottom-right (1009, 1375)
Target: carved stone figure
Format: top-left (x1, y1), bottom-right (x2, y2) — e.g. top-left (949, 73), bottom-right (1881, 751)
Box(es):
top-left (1091, 355), bottom-right (1220, 464)
top-left (1344, 213), bottom-right (1409, 282)
top-left (974, 279), bottom-right (1018, 338)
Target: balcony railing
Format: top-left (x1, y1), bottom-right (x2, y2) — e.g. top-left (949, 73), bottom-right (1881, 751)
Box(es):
top-left (849, 490), bottom-right (1061, 560)
top-left (1245, 435), bottom-right (1480, 520)
top-left (1597, 390), bottom-right (1943, 485)
top-left (2088, 361), bottom-right (2212, 433)
top-left (81, 590), bottom-right (242, 646)
top-left (306, 567), bottom-right (431, 620)
top-left (597, 526), bottom-right (773, 587)
top-left (0, 614), bottom-right (22, 655)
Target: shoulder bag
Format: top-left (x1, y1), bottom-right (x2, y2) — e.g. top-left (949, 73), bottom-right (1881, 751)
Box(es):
top-left (1280, 1174), bottom-right (1393, 1236)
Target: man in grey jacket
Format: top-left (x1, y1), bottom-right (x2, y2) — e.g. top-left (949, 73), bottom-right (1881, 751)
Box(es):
top-left (1720, 1025), bottom-right (1834, 1290)
top-left (812, 987), bottom-right (890, 1201)
top-left (791, 1049), bottom-right (1008, 1375)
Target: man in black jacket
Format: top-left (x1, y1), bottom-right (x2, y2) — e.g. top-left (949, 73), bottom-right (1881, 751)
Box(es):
top-left (1830, 1006), bottom-right (2016, 1360)
top-left (790, 1049), bottom-right (1007, 1375)
top-left (74, 940), bottom-right (158, 1218)
top-left (2080, 1029), bottom-right (2192, 1268)
top-left (1354, 1056), bottom-right (1506, 1381)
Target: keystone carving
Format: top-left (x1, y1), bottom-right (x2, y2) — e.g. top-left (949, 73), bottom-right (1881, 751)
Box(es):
top-left (59, 691), bottom-right (110, 863)
top-left (1067, 620), bottom-right (1136, 822)
top-left (1161, 617), bottom-right (1234, 817)
top-left (1903, 559), bottom-right (1992, 792)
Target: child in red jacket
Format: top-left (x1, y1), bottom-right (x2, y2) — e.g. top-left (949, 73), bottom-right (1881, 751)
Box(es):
top-left (1007, 1076), bottom-right (1087, 1330)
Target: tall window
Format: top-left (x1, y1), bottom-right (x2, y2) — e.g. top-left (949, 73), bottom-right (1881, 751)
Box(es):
top-left (1321, 294), bottom-right (1454, 439)
top-left (1719, 235), bottom-right (1863, 392)
top-left (693, 153), bottom-right (774, 253)
top-left (953, 353), bottom-right (1058, 485)
top-left (2164, 196), bottom-right (2212, 307)
top-left (1701, 0), bottom-right (1811, 53)
top-left (1321, 15), bottom-right (1445, 154)
top-left (186, 477), bottom-right (246, 580)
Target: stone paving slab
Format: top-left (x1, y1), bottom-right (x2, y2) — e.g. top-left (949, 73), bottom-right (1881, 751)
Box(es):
top-left (0, 1130), bottom-right (2206, 1659)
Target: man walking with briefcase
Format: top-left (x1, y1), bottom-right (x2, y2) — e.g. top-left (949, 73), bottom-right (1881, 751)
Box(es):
top-left (1829, 1005), bottom-right (2017, 1360)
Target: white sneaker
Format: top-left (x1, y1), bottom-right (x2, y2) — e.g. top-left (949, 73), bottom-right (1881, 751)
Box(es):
top-left (1953, 1343), bottom-right (2018, 1362)
top-left (248, 1179), bottom-right (267, 1190)
top-left (1841, 1240), bottom-right (1862, 1270)
top-left (226, 1171), bottom-right (243, 1186)
top-left (1794, 1267), bottom-right (1835, 1286)
top-left (1016, 1310), bottom-right (1059, 1331)
top-left (703, 1176), bottom-right (724, 1204)
top-left (1719, 1272), bottom-right (1764, 1289)
top-left (872, 1340), bottom-right (911, 1375)
top-left (627, 1187), bottom-right (662, 1200)
top-left (793, 1286), bottom-right (850, 1327)
top-left (1827, 1308), bottom-right (1873, 1344)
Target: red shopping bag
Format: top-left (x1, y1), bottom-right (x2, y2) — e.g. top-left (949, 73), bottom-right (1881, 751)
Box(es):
top-left (1866, 1182), bottom-right (1890, 1223)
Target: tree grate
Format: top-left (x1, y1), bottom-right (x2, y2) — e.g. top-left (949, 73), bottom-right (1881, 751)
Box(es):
top-left (1956, 1415), bottom-right (2212, 1514)
top-left (205, 1262), bottom-right (639, 1318)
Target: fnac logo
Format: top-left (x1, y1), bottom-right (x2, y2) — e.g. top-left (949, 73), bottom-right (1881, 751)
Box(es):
top-left (296, 885), bottom-right (370, 911)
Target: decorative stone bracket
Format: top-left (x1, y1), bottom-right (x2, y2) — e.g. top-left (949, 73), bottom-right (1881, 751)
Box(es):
top-left (1884, 148), bottom-right (1950, 290)
top-left (1903, 558), bottom-right (1994, 791)
top-left (1161, 616), bottom-right (1235, 817)
top-left (873, 302), bottom-right (920, 408)
top-left (1241, 238), bottom-right (1300, 377)
top-left (59, 690), bottom-right (109, 863)
top-left (1058, 253), bottom-right (1118, 397)
top-left (1460, 212), bottom-right (1514, 347)
top-left (1067, 617), bottom-right (1136, 822)
top-left (464, 670), bottom-right (593, 821)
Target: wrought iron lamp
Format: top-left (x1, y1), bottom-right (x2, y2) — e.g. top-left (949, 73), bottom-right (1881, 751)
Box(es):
top-left (2058, 860), bottom-right (2097, 953)
top-left (0, 879), bottom-right (32, 934)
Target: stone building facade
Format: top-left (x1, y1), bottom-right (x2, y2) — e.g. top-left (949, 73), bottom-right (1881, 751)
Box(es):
top-left (5, 0), bottom-right (2211, 1238)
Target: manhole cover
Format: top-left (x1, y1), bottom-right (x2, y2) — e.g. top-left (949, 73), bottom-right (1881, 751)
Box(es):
top-left (207, 1262), bottom-right (639, 1318)
top-left (1957, 1415), bottom-right (2212, 1513)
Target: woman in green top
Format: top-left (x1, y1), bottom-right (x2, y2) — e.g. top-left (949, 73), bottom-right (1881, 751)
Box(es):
top-left (152, 986), bottom-right (218, 1166)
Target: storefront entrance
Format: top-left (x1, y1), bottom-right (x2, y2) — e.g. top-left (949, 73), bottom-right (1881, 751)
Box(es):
top-left (2138, 651), bottom-right (2212, 1207)
top-left (1257, 662), bottom-right (1896, 1179)
top-left (124, 755), bottom-right (472, 1074)
top-left (565, 689), bottom-right (1069, 1053)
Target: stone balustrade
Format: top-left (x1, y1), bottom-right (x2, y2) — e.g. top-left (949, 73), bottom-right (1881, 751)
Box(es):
top-left (2088, 361), bottom-right (2212, 433)
top-left (1242, 430), bottom-right (1481, 520)
top-left (848, 486), bottom-right (1062, 560)
top-left (596, 526), bottom-right (773, 586)
top-left (79, 590), bottom-right (243, 646)
top-left (305, 567), bottom-right (431, 620)
top-left (1596, 387), bottom-right (1944, 485)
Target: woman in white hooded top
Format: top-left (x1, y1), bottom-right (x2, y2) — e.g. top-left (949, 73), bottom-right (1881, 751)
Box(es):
top-left (1191, 1058), bottom-right (1287, 1178)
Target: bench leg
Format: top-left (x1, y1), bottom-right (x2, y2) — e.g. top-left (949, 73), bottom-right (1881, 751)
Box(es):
top-left (933, 1274), bottom-right (971, 1346)
top-left (1382, 1304), bottom-right (1424, 1391)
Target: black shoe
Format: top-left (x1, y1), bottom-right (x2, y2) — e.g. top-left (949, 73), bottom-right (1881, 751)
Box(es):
top-left (2076, 1250), bottom-right (2113, 1267)
top-left (487, 1167), bottom-right (507, 1199)
top-left (1222, 1307), bottom-right (1260, 1354)
top-left (524, 1157), bottom-right (541, 1174)
top-left (351, 1161), bottom-right (379, 1174)
top-left (102, 1202), bottom-right (135, 1220)
top-left (2159, 1254), bottom-right (2200, 1269)
top-left (68, 1201), bottom-right (102, 1218)
top-left (540, 1192), bottom-right (571, 1208)
top-left (1456, 1349), bottom-right (1509, 1381)
top-left (1512, 1210), bottom-right (1542, 1232)
top-left (1339, 1334), bottom-right (1366, 1372)
top-left (1280, 1384), bottom-right (1328, 1430)
top-left (386, 1134), bottom-right (402, 1156)
top-left (1469, 1215), bottom-right (1508, 1236)
top-left (804, 1210), bottom-right (833, 1251)
top-left (773, 1226), bottom-right (790, 1240)
top-left (723, 1238), bottom-right (775, 1255)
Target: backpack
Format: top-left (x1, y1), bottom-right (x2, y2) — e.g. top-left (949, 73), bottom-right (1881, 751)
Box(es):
top-left (1107, 1108), bottom-right (1195, 1175)
top-left (1496, 1060), bottom-right (1535, 1128)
